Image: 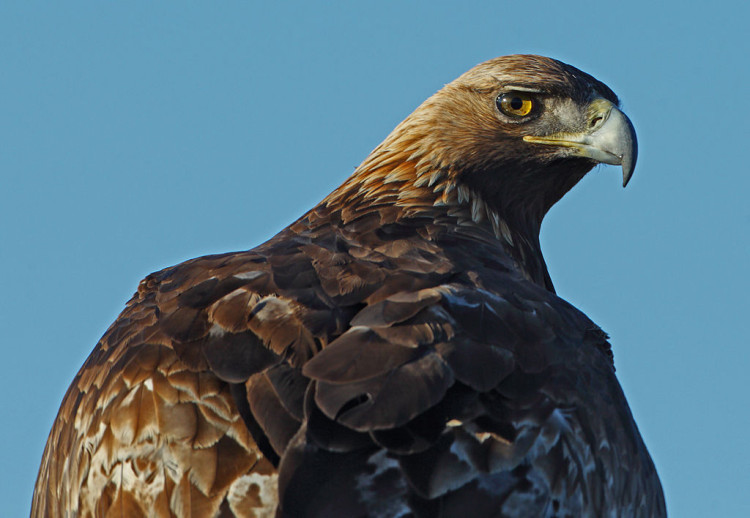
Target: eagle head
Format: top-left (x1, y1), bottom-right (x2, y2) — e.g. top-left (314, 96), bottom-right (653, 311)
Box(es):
top-left (329, 55), bottom-right (637, 235)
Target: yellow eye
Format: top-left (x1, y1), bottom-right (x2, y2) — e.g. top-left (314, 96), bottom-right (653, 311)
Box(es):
top-left (497, 92), bottom-right (534, 117)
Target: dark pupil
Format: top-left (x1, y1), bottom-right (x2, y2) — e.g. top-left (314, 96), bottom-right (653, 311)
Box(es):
top-left (510, 97), bottom-right (524, 110)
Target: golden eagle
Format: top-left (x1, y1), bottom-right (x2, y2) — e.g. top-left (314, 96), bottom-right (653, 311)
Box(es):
top-left (32, 55), bottom-right (665, 517)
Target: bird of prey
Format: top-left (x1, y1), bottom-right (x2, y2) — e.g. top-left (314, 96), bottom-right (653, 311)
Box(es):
top-left (32, 54), bottom-right (665, 517)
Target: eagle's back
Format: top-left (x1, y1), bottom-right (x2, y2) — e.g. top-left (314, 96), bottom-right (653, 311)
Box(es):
top-left (33, 210), bottom-right (664, 517)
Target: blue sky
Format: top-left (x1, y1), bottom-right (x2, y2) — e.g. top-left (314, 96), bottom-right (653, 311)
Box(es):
top-left (2, 2), bottom-right (748, 516)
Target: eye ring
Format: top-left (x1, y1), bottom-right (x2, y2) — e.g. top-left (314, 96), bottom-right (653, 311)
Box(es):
top-left (497, 92), bottom-right (535, 118)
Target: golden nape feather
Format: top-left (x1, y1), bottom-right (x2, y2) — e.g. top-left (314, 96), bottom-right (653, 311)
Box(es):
top-left (33, 55), bottom-right (664, 517)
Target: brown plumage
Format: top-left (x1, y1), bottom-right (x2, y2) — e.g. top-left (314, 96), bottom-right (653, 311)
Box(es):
top-left (32, 55), bottom-right (664, 517)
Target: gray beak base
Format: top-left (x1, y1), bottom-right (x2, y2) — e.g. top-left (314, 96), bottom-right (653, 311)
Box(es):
top-left (523, 99), bottom-right (638, 187)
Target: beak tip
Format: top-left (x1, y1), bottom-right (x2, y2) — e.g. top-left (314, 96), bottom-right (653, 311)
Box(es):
top-left (621, 142), bottom-right (637, 188)
top-left (622, 166), bottom-right (633, 187)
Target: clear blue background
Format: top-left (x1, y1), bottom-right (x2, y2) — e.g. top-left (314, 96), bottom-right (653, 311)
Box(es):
top-left (2, 2), bottom-right (748, 516)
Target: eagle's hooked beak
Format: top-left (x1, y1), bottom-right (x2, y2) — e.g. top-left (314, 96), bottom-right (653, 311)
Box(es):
top-left (523, 98), bottom-right (638, 187)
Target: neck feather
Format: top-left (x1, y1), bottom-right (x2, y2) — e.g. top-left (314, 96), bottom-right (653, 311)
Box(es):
top-left (318, 133), bottom-right (555, 290)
